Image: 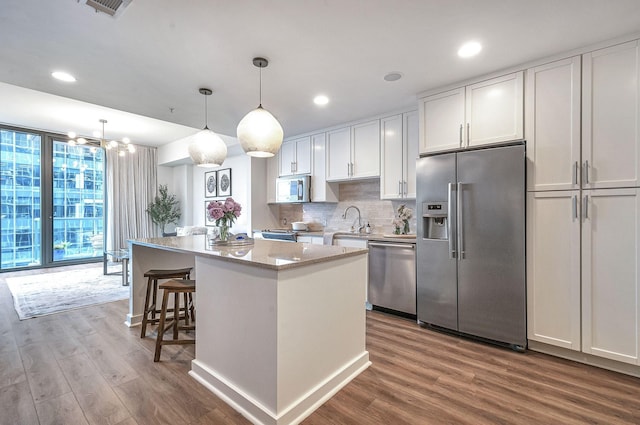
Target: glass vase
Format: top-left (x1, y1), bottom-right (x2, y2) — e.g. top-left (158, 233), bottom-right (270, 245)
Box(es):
top-left (218, 223), bottom-right (230, 242)
top-left (402, 220), bottom-right (410, 235)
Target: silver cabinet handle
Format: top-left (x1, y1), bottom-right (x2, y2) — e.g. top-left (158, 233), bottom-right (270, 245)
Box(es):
top-left (459, 124), bottom-right (463, 147)
top-left (466, 123), bottom-right (470, 147)
top-left (583, 160), bottom-right (589, 185)
top-left (583, 195), bottom-right (589, 219)
top-left (368, 242), bottom-right (415, 249)
top-left (347, 163), bottom-right (350, 176)
top-left (398, 181), bottom-right (402, 196)
top-left (403, 180), bottom-right (407, 195)
top-left (448, 183), bottom-right (456, 259)
top-left (457, 182), bottom-right (464, 259)
top-left (572, 195), bottom-right (578, 220)
top-left (573, 161), bottom-right (579, 186)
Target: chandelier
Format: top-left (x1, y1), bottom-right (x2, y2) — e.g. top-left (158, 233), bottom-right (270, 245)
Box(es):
top-left (67, 119), bottom-right (136, 156)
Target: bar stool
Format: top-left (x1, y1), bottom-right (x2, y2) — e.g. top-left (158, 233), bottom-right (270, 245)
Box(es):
top-left (140, 267), bottom-right (193, 338)
top-left (154, 279), bottom-right (196, 362)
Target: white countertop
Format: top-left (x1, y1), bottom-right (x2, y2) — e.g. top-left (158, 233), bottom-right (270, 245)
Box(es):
top-left (130, 235), bottom-right (368, 270)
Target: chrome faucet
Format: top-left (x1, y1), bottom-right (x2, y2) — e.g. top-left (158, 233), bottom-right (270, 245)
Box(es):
top-left (342, 205), bottom-right (363, 233)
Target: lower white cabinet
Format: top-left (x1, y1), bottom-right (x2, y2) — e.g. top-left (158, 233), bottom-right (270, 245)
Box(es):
top-left (581, 188), bottom-right (640, 364)
top-left (333, 237), bottom-right (368, 249)
top-left (528, 188), bottom-right (640, 365)
top-left (527, 191), bottom-right (581, 350)
top-left (297, 235), bottom-right (323, 245)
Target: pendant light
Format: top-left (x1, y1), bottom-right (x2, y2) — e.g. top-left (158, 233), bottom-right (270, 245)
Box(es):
top-left (237, 57), bottom-right (284, 158)
top-left (188, 88), bottom-right (227, 167)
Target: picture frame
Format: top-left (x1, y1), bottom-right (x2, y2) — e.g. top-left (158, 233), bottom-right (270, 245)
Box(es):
top-left (204, 171), bottom-right (217, 198)
top-left (204, 201), bottom-right (216, 227)
top-left (217, 168), bottom-right (232, 197)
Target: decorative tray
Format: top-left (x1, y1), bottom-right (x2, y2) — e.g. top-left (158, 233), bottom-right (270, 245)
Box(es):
top-left (208, 238), bottom-right (255, 246)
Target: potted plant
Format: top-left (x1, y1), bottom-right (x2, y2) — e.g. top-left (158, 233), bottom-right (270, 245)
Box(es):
top-left (53, 241), bottom-right (69, 260)
top-left (146, 184), bottom-right (181, 236)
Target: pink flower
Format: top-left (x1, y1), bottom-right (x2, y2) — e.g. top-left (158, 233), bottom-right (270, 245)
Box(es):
top-left (208, 197), bottom-right (242, 226)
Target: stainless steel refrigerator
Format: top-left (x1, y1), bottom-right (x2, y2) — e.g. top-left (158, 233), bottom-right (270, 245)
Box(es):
top-left (416, 143), bottom-right (526, 350)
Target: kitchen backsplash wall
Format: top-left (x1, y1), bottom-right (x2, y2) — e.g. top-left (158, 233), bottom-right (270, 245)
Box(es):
top-left (278, 180), bottom-right (417, 234)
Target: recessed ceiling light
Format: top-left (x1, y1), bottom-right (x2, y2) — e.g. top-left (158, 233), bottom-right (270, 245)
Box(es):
top-left (384, 72), bottom-right (403, 82)
top-left (458, 41), bottom-right (482, 58)
top-left (51, 71), bottom-right (76, 82)
top-left (313, 95), bottom-right (329, 106)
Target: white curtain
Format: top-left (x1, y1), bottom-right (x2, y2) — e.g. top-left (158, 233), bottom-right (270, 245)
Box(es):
top-left (105, 146), bottom-right (157, 251)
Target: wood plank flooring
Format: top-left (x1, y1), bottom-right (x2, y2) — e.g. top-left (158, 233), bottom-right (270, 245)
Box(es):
top-left (2, 265), bottom-right (640, 424)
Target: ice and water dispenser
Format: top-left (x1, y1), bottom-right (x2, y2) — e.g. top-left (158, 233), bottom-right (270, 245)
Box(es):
top-left (422, 202), bottom-right (448, 240)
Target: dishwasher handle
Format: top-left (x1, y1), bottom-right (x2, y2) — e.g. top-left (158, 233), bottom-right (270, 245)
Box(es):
top-left (368, 242), bottom-right (415, 249)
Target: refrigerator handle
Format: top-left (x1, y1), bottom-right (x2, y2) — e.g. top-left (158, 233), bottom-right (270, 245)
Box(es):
top-left (457, 182), bottom-right (464, 259)
top-left (448, 183), bottom-right (456, 259)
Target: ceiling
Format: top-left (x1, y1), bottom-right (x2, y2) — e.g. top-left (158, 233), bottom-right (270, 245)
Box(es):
top-left (1, 0), bottom-right (640, 148)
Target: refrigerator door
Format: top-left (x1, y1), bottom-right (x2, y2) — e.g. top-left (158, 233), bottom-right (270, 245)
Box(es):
top-left (416, 153), bottom-right (458, 329)
top-left (456, 144), bottom-right (526, 347)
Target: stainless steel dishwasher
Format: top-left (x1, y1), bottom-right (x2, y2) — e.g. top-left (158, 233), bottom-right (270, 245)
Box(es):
top-left (368, 240), bottom-right (416, 316)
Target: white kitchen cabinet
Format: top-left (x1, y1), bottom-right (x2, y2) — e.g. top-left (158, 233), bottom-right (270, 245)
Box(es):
top-left (333, 237), bottom-right (368, 249)
top-left (419, 72), bottom-right (523, 154)
top-left (279, 136), bottom-right (311, 176)
top-left (326, 120), bottom-right (380, 181)
top-left (310, 132), bottom-right (338, 202)
top-left (581, 188), bottom-right (640, 364)
top-left (266, 155), bottom-right (278, 204)
top-left (527, 191), bottom-right (581, 351)
top-left (582, 40), bottom-right (640, 189)
top-left (297, 235), bottom-right (323, 245)
top-left (380, 110), bottom-right (418, 199)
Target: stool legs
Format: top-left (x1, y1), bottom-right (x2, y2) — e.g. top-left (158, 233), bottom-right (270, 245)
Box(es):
top-left (154, 281), bottom-right (196, 362)
top-left (140, 276), bottom-right (155, 338)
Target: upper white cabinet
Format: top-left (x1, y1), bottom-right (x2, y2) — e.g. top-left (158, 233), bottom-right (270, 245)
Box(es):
top-left (419, 72), bottom-right (523, 154)
top-left (581, 188), bottom-right (640, 364)
top-left (327, 120), bottom-right (380, 181)
top-left (279, 136), bottom-right (311, 176)
top-left (310, 132), bottom-right (338, 202)
top-left (582, 40), bottom-right (640, 189)
top-left (525, 56), bottom-right (582, 192)
top-left (380, 111), bottom-right (418, 199)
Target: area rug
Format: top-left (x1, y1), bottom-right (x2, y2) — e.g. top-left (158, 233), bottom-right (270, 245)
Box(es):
top-left (6, 267), bottom-right (129, 320)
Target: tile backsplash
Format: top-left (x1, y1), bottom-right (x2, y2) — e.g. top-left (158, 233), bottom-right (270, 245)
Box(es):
top-left (278, 180), bottom-right (417, 234)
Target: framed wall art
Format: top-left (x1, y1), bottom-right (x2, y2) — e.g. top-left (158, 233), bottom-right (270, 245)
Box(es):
top-left (217, 168), bottom-right (232, 197)
top-left (204, 171), bottom-right (217, 198)
top-left (205, 201), bottom-right (216, 227)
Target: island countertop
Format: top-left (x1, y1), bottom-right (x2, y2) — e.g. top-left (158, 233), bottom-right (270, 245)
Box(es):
top-left (130, 235), bottom-right (367, 271)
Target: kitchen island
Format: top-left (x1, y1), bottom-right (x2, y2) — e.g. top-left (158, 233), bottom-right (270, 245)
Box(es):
top-left (127, 236), bottom-right (370, 425)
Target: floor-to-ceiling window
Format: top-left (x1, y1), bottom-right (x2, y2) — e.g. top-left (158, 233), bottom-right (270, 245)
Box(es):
top-left (0, 126), bottom-right (105, 270)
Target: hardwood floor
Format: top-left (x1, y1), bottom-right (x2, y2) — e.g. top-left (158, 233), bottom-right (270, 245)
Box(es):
top-left (2, 266), bottom-right (640, 424)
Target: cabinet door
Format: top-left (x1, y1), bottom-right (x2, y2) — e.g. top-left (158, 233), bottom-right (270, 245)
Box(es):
top-left (582, 188), bottom-right (640, 364)
top-left (419, 88), bottom-right (465, 154)
top-left (526, 57), bottom-right (581, 191)
top-left (294, 137), bottom-right (312, 175)
top-left (279, 140), bottom-right (296, 176)
top-left (326, 127), bottom-right (351, 181)
top-left (466, 72), bottom-right (524, 148)
top-left (583, 40), bottom-right (640, 189)
top-left (527, 191), bottom-right (581, 351)
top-left (311, 133), bottom-right (338, 202)
top-left (351, 120), bottom-right (380, 179)
top-left (266, 155), bottom-right (278, 203)
top-left (380, 114), bottom-right (404, 199)
top-left (404, 110), bottom-right (419, 199)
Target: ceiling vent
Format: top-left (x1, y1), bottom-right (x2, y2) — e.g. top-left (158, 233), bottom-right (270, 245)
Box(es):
top-left (84, 0), bottom-right (132, 18)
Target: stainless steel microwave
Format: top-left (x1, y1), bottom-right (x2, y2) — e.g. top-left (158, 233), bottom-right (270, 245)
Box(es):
top-left (276, 175), bottom-right (311, 203)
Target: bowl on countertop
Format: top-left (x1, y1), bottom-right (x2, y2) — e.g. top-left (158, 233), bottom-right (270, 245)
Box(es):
top-left (292, 222), bottom-right (308, 231)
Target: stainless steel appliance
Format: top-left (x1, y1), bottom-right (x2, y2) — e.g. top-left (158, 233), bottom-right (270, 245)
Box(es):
top-left (275, 175), bottom-right (311, 203)
top-left (261, 229), bottom-right (298, 242)
top-left (416, 142), bottom-right (526, 350)
top-left (368, 240), bottom-right (416, 316)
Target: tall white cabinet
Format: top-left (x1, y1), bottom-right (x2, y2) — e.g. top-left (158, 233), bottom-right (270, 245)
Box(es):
top-left (380, 110), bottom-right (418, 199)
top-left (526, 40), bottom-right (640, 366)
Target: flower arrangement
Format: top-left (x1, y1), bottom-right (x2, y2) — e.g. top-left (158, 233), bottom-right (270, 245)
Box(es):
top-left (392, 204), bottom-right (413, 235)
top-left (207, 197), bottom-right (242, 241)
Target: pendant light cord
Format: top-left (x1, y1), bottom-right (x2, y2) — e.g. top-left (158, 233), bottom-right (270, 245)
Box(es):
top-left (259, 66), bottom-right (263, 107)
top-left (204, 94), bottom-right (209, 130)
